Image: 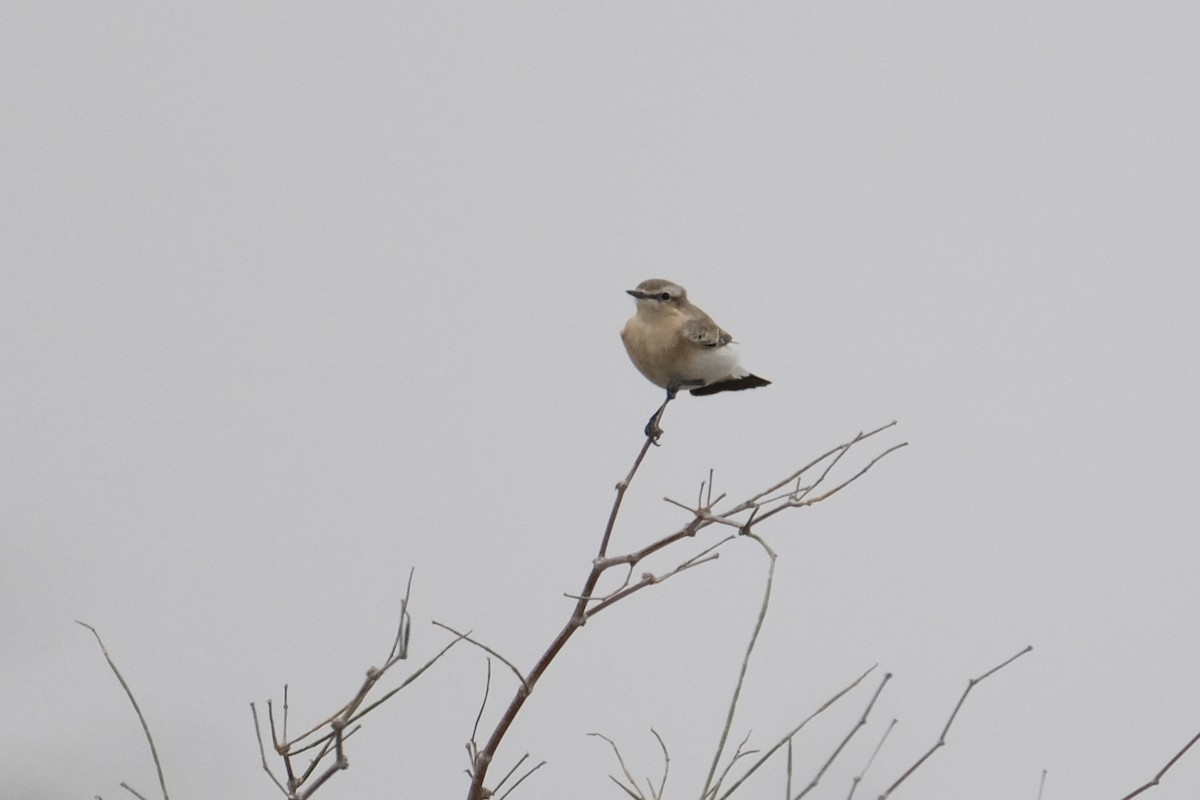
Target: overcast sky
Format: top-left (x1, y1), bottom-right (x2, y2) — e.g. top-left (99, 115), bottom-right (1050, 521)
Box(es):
top-left (3, 3), bottom-right (1199, 799)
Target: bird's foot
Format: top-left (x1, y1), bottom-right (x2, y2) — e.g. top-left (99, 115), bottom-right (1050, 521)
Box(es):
top-left (644, 411), bottom-right (665, 445)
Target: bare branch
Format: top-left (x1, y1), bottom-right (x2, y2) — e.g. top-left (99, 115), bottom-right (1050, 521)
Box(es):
top-left (469, 659), bottom-right (493, 763)
top-left (1118, 729), bottom-right (1200, 800)
top-left (119, 783), bottom-right (149, 800)
top-left (250, 703), bottom-right (290, 797)
top-left (346, 632), bottom-right (465, 727)
top-left (586, 540), bottom-right (729, 618)
top-left (650, 728), bottom-right (670, 800)
top-left (77, 622), bottom-right (169, 800)
top-left (845, 719), bottom-right (896, 800)
top-left (702, 534), bottom-right (777, 800)
top-left (707, 731), bottom-right (759, 800)
top-left (590, 733), bottom-right (650, 800)
top-left (716, 666), bottom-right (879, 800)
top-left (248, 583), bottom-right (461, 799)
top-left (734, 421), bottom-right (899, 510)
top-left (466, 420), bottom-right (904, 800)
top-left (492, 752), bottom-right (529, 796)
top-left (878, 645), bottom-right (1033, 799)
top-left (496, 759), bottom-right (547, 800)
top-left (786, 739), bottom-right (794, 800)
top-left (739, 442), bottom-right (908, 530)
top-left (600, 434), bottom-right (658, 560)
top-left (627, 423), bottom-right (906, 572)
top-left (432, 621), bottom-right (529, 691)
top-left (465, 415), bottom-right (668, 800)
top-left (793, 673), bottom-right (892, 799)
top-left (282, 686), bottom-right (290, 748)
top-left (386, 568), bottom-right (415, 664)
top-left (608, 775), bottom-right (645, 800)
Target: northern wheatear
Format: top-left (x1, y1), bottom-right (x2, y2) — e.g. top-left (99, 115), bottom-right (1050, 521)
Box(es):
top-left (621, 278), bottom-right (770, 440)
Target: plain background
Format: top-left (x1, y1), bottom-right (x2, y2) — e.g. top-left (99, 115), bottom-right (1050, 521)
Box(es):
top-left (3, 3), bottom-right (1199, 799)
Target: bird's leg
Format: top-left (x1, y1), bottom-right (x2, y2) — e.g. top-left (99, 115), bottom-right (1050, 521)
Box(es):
top-left (644, 386), bottom-right (677, 444)
top-left (644, 380), bottom-right (702, 444)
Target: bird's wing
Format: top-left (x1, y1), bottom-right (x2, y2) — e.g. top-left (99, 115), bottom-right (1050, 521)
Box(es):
top-left (683, 317), bottom-right (733, 348)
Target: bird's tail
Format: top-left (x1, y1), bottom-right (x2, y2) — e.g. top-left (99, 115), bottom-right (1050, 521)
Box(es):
top-left (690, 374), bottom-right (772, 396)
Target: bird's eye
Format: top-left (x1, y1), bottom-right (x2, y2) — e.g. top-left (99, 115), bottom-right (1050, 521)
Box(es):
top-left (659, 292), bottom-right (671, 301)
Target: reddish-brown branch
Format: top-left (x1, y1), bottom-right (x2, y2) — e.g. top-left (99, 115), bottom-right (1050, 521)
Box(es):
top-left (465, 421), bottom-right (904, 799)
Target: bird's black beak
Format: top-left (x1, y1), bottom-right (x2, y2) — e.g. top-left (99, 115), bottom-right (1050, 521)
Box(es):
top-left (626, 289), bottom-right (644, 299)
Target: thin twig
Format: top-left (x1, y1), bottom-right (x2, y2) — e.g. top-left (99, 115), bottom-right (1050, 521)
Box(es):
top-left (634, 425), bottom-right (906, 569)
top-left (716, 665), bottom-right (878, 800)
top-left (651, 728), bottom-right (670, 800)
top-left (746, 443), bottom-right (908, 528)
top-left (346, 632), bottom-right (465, 726)
top-left (878, 645), bottom-right (1033, 799)
top-left (432, 621), bottom-right (529, 691)
top-left (590, 729), bottom-right (672, 800)
top-left (268, 696), bottom-right (299, 791)
top-left (708, 732), bottom-right (758, 799)
top-left (470, 659), bottom-right (493, 758)
top-left (282, 685), bottom-right (290, 748)
top-left (119, 783), bottom-right (149, 800)
top-left (794, 673), bottom-right (892, 799)
top-left (250, 703), bottom-right (289, 796)
top-left (786, 739), bottom-right (794, 800)
top-left (492, 753), bottom-right (529, 796)
top-left (736, 422), bottom-right (898, 509)
top-left (1037, 769), bottom-right (1047, 800)
top-left (497, 759), bottom-right (547, 800)
top-left (387, 568), bottom-right (415, 664)
top-left (586, 541), bottom-right (729, 618)
top-left (1117, 729), bottom-right (1200, 799)
top-left (702, 534), bottom-right (777, 800)
top-left (254, 600), bottom-right (462, 799)
top-left (77, 622), bottom-right (169, 800)
top-left (846, 719), bottom-right (896, 800)
top-left (590, 733), bottom-right (649, 799)
top-left (600, 434), bottom-right (658, 560)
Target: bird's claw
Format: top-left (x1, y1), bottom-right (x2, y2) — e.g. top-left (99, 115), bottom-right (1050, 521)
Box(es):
top-left (645, 416), bottom-right (665, 445)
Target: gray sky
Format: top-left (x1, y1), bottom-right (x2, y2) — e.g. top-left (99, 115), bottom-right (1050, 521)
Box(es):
top-left (3, 3), bottom-right (1199, 799)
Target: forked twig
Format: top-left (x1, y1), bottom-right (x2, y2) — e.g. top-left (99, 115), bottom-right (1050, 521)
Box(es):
top-left (878, 645), bottom-right (1033, 798)
top-left (589, 729), bottom-right (670, 800)
top-left (707, 732), bottom-right (759, 799)
top-left (586, 537), bottom-right (731, 618)
top-left (251, 703), bottom-right (289, 796)
top-left (590, 733), bottom-right (652, 800)
top-left (249, 579), bottom-right (463, 799)
top-left (77, 622), bottom-right (169, 800)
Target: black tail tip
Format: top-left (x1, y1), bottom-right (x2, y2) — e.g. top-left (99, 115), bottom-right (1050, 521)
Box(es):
top-left (690, 375), bottom-right (772, 396)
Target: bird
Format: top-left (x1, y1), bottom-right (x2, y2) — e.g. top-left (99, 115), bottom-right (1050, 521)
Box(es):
top-left (621, 278), bottom-right (770, 440)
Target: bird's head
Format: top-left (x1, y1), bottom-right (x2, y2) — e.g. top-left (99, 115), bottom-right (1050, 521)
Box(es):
top-left (626, 279), bottom-right (687, 308)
